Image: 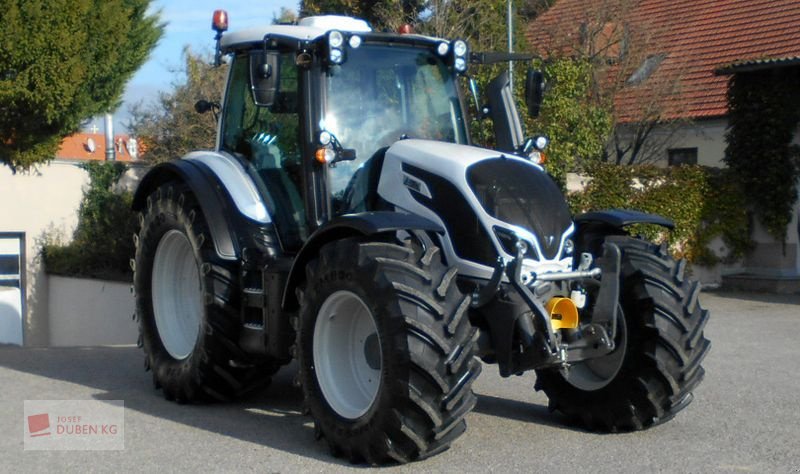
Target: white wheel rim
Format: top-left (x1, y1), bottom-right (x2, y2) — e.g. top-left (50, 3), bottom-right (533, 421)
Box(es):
top-left (151, 230), bottom-right (203, 360)
top-left (313, 290), bottom-right (382, 419)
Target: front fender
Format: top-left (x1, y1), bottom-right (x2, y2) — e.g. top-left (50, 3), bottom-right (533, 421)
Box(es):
top-left (281, 211), bottom-right (443, 310)
top-left (574, 208), bottom-right (674, 258)
top-left (575, 209), bottom-right (674, 230)
top-left (133, 160), bottom-right (240, 260)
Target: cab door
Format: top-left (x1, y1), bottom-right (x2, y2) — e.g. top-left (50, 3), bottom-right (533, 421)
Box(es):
top-left (219, 51), bottom-right (308, 251)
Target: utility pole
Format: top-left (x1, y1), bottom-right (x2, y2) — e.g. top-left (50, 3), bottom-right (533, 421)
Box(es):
top-left (508, 0), bottom-right (514, 87)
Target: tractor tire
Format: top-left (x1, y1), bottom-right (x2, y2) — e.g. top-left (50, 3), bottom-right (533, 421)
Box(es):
top-left (133, 183), bottom-right (277, 403)
top-left (296, 236), bottom-right (481, 464)
top-left (535, 236), bottom-right (710, 431)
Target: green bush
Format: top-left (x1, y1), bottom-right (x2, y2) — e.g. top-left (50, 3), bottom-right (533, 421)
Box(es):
top-left (569, 163), bottom-right (751, 265)
top-left (42, 162), bottom-right (136, 281)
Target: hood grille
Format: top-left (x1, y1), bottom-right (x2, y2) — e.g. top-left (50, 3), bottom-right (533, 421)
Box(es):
top-left (467, 158), bottom-right (572, 260)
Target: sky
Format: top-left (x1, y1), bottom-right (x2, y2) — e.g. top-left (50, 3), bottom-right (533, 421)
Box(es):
top-left (91, 0), bottom-right (298, 134)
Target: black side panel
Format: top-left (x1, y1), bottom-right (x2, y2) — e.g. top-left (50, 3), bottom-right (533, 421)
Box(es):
top-left (133, 161), bottom-right (239, 260)
top-left (403, 164), bottom-right (498, 266)
top-left (467, 158), bottom-right (572, 260)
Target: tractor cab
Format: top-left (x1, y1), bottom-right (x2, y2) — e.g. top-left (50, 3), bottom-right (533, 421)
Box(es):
top-left (213, 15), bottom-right (472, 251)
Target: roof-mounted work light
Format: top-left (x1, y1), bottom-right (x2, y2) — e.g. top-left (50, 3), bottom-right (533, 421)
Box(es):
top-left (452, 39), bottom-right (469, 74)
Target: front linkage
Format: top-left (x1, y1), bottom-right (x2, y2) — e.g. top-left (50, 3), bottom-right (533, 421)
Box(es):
top-left (475, 240), bottom-right (622, 377)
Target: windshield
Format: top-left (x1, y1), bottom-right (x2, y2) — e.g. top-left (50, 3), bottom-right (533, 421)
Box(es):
top-left (323, 44), bottom-right (468, 211)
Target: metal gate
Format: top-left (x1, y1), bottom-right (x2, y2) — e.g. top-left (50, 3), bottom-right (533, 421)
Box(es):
top-left (0, 232), bottom-right (25, 345)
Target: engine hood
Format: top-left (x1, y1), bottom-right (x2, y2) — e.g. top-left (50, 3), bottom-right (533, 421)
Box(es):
top-left (377, 139), bottom-right (574, 277)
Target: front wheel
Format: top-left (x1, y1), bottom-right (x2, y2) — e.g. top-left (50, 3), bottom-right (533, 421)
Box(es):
top-left (297, 236), bottom-right (481, 464)
top-left (535, 236), bottom-right (711, 431)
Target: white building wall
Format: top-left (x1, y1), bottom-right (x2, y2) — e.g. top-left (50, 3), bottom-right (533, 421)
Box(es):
top-left (664, 118), bottom-right (728, 167)
top-left (0, 161), bottom-right (87, 346)
top-left (0, 160), bottom-right (146, 346)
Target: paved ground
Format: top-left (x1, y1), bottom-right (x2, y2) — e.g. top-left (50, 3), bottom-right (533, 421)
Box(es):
top-left (2, 291), bottom-right (799, 472)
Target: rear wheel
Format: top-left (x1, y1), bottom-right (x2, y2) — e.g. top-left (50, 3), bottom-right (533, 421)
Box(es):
top-left (134, 183), bottom-right (277, 402)
top-left (535, 236), bottom-right (711, 431)
top-left (297, 236), bottom-right (481, 464)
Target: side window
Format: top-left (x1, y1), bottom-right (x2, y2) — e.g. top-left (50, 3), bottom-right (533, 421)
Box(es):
top-left (221, 52), bottom-right (307, 249)
top-left (667, 147), bottom-right (698, 166)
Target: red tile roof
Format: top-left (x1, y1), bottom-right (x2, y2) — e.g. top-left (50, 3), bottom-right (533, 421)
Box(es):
top-left (56, 133), bottom-right (137, 162)
top-left (527, 0), bottom-right (800, 121)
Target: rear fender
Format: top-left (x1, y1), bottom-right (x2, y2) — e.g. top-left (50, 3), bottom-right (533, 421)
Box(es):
top-left (133, 154), bottom-right (269, 261)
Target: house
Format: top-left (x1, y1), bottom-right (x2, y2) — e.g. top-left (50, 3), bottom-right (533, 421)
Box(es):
top-left (527, 0), bottom-right (800, 288)
top-left (56, 132), bottom-right (140, 162)
top-left (527, 0), bottom-right (800, 166)
top-left (0, 131), bottom-right (145, 346)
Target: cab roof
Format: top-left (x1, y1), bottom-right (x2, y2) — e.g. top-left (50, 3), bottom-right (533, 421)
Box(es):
top-left (220, 16), bottom-right (372, 49)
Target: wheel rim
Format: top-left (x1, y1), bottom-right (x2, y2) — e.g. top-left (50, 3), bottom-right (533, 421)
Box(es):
top-left (151, 230), bottom-right (203, 360)
top-left (563, 308), bottom-right (627, 391)
top-left (313, 290), bottom-right (382, 419)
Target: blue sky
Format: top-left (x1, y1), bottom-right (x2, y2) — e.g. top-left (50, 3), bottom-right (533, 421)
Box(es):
top-left (95, 0), bottom-right (299, 133)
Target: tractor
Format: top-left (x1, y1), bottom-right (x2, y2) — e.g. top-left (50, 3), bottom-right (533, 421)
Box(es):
top-left (131, 11), bottom-right (710, 464)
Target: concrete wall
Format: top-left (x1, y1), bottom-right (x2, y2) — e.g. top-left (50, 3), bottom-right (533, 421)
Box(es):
top-left (0, 160), bottom-right (146, 346)
top-left (47, 276), bottom-right (136, 346)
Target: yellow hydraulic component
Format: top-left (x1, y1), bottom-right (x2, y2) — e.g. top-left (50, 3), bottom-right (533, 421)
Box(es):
top-left (545, 297), bottom-right (580, 330)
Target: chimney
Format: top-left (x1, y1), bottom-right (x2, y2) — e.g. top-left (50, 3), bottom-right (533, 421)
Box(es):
top-left (104, 113), bottom-right (115, 161)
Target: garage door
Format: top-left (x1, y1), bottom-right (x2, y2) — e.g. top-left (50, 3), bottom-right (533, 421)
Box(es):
top-left (0, 233), bottom-right (24, 346)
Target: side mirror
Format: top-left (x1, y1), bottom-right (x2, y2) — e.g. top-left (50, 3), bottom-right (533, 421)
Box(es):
top-left (487, 70), bottom-right (524, 153)
top-left (194, 99), bottom-right (216, 114)
top-left (524, 69), bottom-right (545, 118)
top-left (250, 51), bottom-right (280, 107)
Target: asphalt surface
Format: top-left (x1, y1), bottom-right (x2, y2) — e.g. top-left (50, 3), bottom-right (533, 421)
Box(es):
top-left (2, 291), bottom-right (799, 473)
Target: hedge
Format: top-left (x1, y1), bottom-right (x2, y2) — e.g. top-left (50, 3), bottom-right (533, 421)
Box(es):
top-left (42, 162), bottom-right (137, 282)
top-left (569, 163), bottom-right (751, 265)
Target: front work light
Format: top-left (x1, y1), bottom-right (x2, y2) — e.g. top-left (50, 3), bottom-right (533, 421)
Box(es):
top-left (453, 40), bottom-right (468, 57)
top-left (329, 48), bottom-right (344, 64)
top-left (328, 30), bottom-right (344, 48)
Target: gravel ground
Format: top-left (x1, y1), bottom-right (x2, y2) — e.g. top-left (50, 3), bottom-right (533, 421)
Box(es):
top-left (1, 291), bottom-right (799, 472)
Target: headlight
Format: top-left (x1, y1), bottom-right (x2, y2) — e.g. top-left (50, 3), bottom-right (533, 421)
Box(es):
top-left (454, 57), bottom-right (467, 72)
top-left (319, 131), bottom-right (332, 146)
top-left (564, 239), bottom-right (574, 256)
top-left (437, 42), bottom-right (449, 56)
top-left (348, 35), bottom-right (362, 49)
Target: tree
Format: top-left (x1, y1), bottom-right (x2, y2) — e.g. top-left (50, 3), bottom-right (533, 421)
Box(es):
top-left (529, 58), bottom-right (613, 184)
top-left (0, 0), bottom-right (162, 171)
top-left (127, 51), bottom-right (227, 164)
top-left (273, 7), bottom-right (299, 24)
